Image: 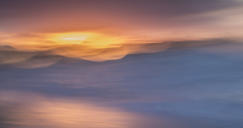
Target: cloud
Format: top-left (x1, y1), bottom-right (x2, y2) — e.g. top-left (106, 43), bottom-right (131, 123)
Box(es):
top-left (0, 40), bottom-right (171, 67)
top-left (0, 0), bottom-right (240, 18)
top-left (0, 38), bottom-right (242, 69)
top-left (0, 46), bottom-right (34, 65)
top-left (0, 46), bottom-right (63, 68)
top-left (1, 0), bottom-right (242, 41)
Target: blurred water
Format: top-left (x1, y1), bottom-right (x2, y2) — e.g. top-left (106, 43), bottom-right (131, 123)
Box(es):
top-left (1, 40), bottom-right (243, 128)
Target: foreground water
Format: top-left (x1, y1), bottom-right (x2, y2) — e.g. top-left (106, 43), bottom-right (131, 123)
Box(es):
top-left (1, 40), bottom-right (243, 128)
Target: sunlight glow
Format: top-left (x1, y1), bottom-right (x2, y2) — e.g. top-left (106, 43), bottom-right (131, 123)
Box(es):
top-left (46, 32), bottom-right (126, 48)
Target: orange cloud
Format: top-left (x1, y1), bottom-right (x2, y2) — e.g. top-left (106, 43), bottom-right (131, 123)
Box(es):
top-left (0, 31), bottom-right (171, 62)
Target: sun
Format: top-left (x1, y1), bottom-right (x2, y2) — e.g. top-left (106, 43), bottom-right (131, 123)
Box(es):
top-left (47, 32), bottom-right (91, 45)
top-left (61, 36), bottom-right (87, 41)
top-left (46, 32), bottom-right (126, 48)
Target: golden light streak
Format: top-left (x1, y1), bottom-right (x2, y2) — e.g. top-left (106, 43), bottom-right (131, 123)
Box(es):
top-left (45, 32), bottom-right (127, 48)
top-left (0, 92), bottom-right (143, 128)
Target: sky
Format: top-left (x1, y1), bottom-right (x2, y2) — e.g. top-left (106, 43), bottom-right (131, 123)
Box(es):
top-left (1, 0), bottom-right (243, 61)
top-left (1, 0), bottom-right (243, 128)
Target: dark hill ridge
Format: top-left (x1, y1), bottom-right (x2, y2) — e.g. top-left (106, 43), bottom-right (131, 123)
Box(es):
top-left (118, 38), bottom-right (237, 62)
top-left (0, 45), bottom-right (16, 51)
top-left (0, 38), bottom-right (241, 68)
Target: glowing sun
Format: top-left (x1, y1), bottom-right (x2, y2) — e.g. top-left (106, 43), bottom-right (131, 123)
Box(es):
top-left (46, 32), bottom-right (126, 48)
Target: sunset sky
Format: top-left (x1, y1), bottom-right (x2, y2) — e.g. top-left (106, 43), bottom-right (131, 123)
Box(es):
top-left (1, 0), bottom-right (243, 61)
top-left (1, 1), bottom-right (243, 128)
